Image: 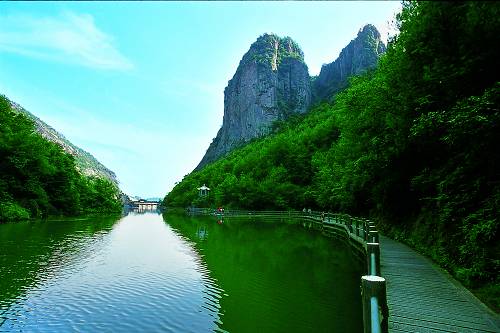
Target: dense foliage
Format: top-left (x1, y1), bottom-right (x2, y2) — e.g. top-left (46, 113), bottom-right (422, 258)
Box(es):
top-left (0, 96), bottom-right (122, 222)
top-left (244, 34), bottom-right (304, 67)
top-left (166, 1), bottom-right (499, 306)
top-left (14, 104), bottom-right (119, 187)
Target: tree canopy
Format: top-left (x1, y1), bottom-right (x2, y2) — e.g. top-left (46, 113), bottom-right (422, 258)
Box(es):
top-left (0, 96), bottom-right (122, 222)
top-left (165, 1), bottom-right (499, 302)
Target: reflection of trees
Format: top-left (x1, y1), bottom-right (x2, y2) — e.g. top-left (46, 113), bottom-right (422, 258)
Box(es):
top-left (0, 216), bottom-right (120, 319)
top-left (164, 213), bottom-right (363, 333)
top-left (124, 209), bottom-right (162, 215)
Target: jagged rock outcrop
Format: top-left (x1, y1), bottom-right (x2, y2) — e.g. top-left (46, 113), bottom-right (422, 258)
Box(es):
top-left (313, 24), bottom-right (386, 101)
top-left (196, 25), bottom-right (385, 171)
top-left (195, 34), bottom-right (312, 170)
top-left (7, 98), bottom-right (119, 186)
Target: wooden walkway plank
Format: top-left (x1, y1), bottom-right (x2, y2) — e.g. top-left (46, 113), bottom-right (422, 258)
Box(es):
top-left (380, 235), bottom-right (500, 333)
top-left (390, 308), bottom-right (494, 328)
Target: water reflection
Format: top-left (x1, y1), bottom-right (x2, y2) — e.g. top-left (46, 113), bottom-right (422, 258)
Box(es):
top-left (0, 213), bottom-right (363, 333)
top-left (0, 213), bottom-right (222, 332)
top-left (124, 207), bottom-right (162, 215)
top-left (0, 216), bottom-right (119, 317)
top-left (165, 214), bottom-right (364, 333)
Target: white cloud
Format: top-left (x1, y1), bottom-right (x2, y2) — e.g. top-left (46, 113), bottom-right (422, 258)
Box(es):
top-left (0, 11), bottom-right (133, 70)
top-left (374, 3), bottom-right (402, 46)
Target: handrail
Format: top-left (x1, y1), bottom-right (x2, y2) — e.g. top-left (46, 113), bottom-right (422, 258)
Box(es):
top-left (371, 296), bottom-right (380, 333)
top-left (370, 253), bottom-right (377, 276)
top-left (184, 207), bottom-right (388, 333)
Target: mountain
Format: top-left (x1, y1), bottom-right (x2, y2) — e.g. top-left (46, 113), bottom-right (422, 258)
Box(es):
top-left (7, 98), bottom-right (119, 186)
top-left (195, 25), bottom-right (386, 170)
top-left (168, 3), bottom-right (500, 311)
top-left (312, 24), bottom-right (386, 101)
top-left (195, 34), bottom-right (312, 170)
top-left (145, 197), bottom-right (162, 202)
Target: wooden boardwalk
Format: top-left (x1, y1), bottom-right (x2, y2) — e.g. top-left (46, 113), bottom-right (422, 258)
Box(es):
top-left (380, 236), bottom-right (500, 333)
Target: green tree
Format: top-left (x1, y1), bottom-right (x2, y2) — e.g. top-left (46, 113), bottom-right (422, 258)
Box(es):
top-left (0, 95), bottom-right (122, 222)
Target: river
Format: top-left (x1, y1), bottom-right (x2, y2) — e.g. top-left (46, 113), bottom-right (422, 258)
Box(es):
top-left (0, 212), bottom-right (363, 332)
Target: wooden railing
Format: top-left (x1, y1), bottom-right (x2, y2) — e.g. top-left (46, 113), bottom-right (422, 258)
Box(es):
top-left (186, 208), bottom-right (389, 333)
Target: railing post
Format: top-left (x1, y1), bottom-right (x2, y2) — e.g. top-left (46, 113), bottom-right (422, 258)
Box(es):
top-left (366, 243), bottom-right (381, 276)
top-left (368, 221), bottom-right (376, 231)
top-left (369, 230), bottom-right (379, 244)
top-left (368, 223), bottom-right (377, 240)
top-left (365, 221), bottom-right (370, 239)
top-left (362, 219), bottom-right (366, 237)
top-left (361, 276), bottom-right (389, 333)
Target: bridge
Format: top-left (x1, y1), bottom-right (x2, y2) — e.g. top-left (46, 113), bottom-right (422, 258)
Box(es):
top-left (184, 208), bottom-right (500, 333)
top-left (129, 199), bottom-right (160, 211)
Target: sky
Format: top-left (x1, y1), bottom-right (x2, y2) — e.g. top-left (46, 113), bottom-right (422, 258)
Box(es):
top-left (0, 1), bottom-right (401, 198)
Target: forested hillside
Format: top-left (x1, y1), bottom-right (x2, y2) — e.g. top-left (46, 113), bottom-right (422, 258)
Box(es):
top-left (196, 26), bottom-right (385, 170)
top-left (0, 96), bottom-right (123, 222)
top-left (8, 98), bottom-right (119, 186)
top-left (166, 1), bottom-right (499, 308)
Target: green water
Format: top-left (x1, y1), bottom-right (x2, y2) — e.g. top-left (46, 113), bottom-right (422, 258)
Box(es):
top-left (0, 212), bottom-right (363, 332)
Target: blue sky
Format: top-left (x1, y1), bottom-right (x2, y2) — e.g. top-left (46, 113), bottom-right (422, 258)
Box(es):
top-left (0, 1), bottom-right (401, 198)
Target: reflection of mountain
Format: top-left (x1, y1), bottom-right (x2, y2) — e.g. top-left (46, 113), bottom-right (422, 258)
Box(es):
top-left (164, 214), bottom-right (364, 333)
top-left (0, 216), bottom-right (120, 318)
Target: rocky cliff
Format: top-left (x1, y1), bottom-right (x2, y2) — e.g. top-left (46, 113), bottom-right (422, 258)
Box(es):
top-left (195, 34), bottom-right (312, 170)
top-left (313, 24), bottom-right (386, 101)
top-left (196, 25), bottom-right (385, 170)
top-left (7, 98), bottom-right (119, 186)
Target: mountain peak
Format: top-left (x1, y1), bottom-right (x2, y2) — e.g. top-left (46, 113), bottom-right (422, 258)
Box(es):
top-left (313, 24), bottom-right (386, 101)
top-left (195, 33), bottom-right (311, 170)
top-left (358, 24), bottom-right (381, 38)
top-left (241, 33), bottom-right (304, 70)
top-left (196, 26), bottom-right (387, 170)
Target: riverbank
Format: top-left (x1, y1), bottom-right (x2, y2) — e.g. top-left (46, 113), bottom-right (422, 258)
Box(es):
top-left (172, 207), bottom-right (500, 315)
top-left (0, 211), bottom-right (124, 224)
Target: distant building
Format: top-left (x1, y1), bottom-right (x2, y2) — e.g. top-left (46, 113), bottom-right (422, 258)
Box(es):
top-left (197, 184), bottom-right (210, 197)
top-left (129, 198), bottom-right (160, 211)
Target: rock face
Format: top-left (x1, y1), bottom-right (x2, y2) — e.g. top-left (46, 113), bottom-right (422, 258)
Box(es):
top-left (313, 24), bottom-right (386, 101)
top-left (196, 25), bottom-right (386, 170)
top-left (195, 34), bottom-right (312, 170)
top-left (8, 98), bottom-right (119, 186)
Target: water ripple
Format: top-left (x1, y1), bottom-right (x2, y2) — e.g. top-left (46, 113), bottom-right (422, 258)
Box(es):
top-left (0, 214), bottom-right (223, 333)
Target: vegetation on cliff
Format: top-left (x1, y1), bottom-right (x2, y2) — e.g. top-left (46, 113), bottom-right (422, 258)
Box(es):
top-left (242, 33), bottom-right (304, 68)
top-left (313, 24), bottom-right (386, 101)
top-left (197, 27), bottom-right (385, 171)
top-left (0, 96), bottom-right (122, 222)
top-left (8, 99), bottom-right (119, 186)
top-left (196, 33), bottom-right (311, 170)
top-left (165, 1), bottom-right (499, 307)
